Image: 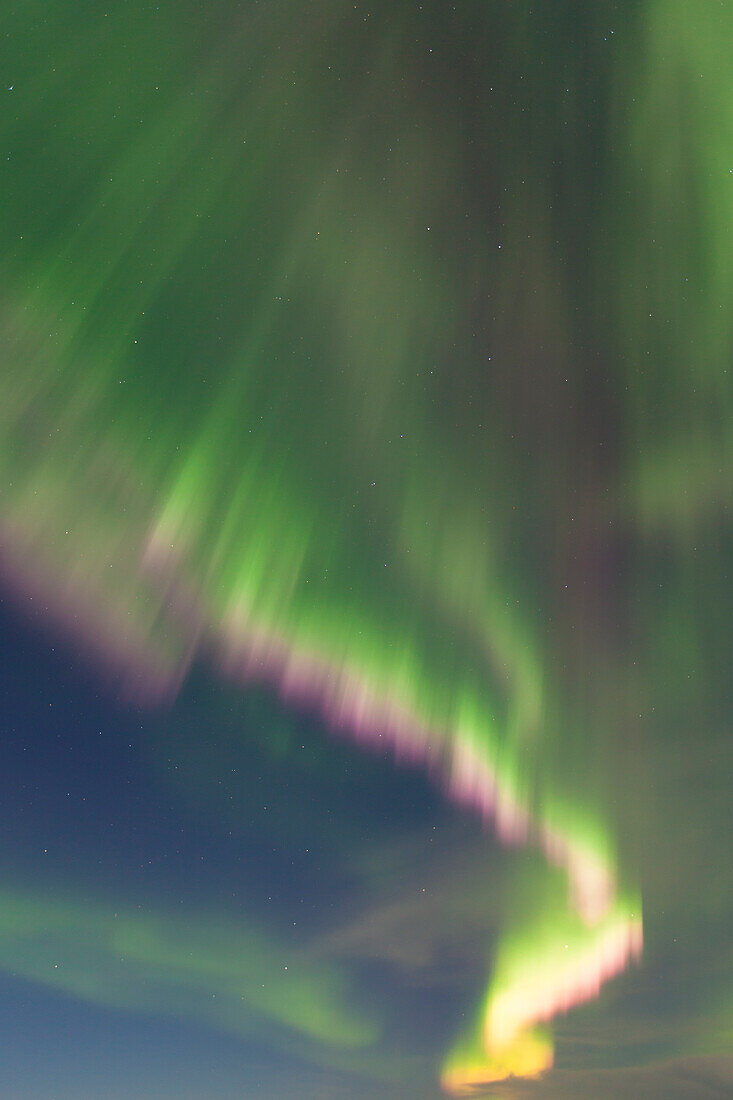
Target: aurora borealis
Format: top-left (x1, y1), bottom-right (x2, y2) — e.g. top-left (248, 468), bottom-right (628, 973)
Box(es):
top-left (1, 2), bottom-right (731, 1097)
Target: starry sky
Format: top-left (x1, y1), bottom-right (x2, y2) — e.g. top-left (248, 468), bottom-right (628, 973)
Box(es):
top-left (0, 2), bottom-right (731, 1097)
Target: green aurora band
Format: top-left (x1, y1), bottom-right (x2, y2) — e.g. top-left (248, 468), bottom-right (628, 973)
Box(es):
top-left (0, 886), bottom-right (377, 1053)
top-left (0, 1), bottom-right (730, 1093)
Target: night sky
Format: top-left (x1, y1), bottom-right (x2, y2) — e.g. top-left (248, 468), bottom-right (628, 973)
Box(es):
top-left (1, 2), bottom-right (731, 1097)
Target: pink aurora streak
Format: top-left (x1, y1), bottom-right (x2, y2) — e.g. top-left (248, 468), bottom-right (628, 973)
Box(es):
top-left (3, 518), bottom-right (642, 1070)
